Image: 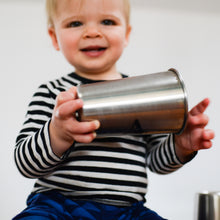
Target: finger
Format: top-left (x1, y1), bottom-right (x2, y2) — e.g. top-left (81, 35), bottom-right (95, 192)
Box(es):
top-left (67, 87), bottom-right (78, 98)
top-left (70, 120), bottom-right (100, 134)
top-left (202, 129), bottom-right (215, 141)
top-left (56, 87), bottom-right (77, 107)
top-left (200, 140), bottom-right (213, 149)
top-left (56, 91), bottom-right (74, 107)
top-left (198, 130), bottom-right (215, 150)
top-left (56, 99), bottom-right (83, 118)
top-left (188, 114), bottom-right (209, 127)
top-left (74, 132), bottom-right (97, 143)
top-left (190, 98), bottom-right (210, 116)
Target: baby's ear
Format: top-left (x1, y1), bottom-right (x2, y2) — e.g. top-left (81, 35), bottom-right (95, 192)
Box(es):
top-left (124, 25), bottom-right (132, 47)
top-left (48, 27), bottom-right (60, 51)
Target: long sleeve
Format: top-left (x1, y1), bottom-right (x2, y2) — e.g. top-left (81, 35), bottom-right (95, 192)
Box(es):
top-left (14, 83), bottom-right (65, 178)
top-left (145, 134), bottom-right (184, 174)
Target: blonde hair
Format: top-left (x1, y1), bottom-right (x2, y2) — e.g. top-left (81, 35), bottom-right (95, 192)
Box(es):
top-left (45, 0), bottom-right (130, 27)
top-left (45, 0), bottom-right (57, 27)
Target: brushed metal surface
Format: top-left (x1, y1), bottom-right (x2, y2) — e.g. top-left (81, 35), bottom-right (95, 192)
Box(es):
top-left (195, 192), bottom-right (220, 220)
top-left (77, 69), bottom-right (188, 136)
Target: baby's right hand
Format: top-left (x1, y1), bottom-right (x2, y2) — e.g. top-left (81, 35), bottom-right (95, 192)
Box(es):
top-left (49, 87), bottom-right (100, 157)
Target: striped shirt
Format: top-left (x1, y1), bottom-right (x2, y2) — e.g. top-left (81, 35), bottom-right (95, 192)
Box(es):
top-left (14, 72), bottom-right (184, 206)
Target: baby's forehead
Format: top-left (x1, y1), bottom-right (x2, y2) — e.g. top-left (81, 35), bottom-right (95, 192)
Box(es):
top-left (56, 0), bottom-right (125, 11)
top-left (56, 0), bottom-right (126, 17)
top-left (53, 0), bottom-right (130, 25)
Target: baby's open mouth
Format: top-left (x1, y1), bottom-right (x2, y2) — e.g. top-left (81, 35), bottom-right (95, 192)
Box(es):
top-left (81, 46), bottom-right (107, 52)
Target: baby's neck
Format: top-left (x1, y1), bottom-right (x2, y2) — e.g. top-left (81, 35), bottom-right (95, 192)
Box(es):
top-left (75, 69), bottom-right (122, 81)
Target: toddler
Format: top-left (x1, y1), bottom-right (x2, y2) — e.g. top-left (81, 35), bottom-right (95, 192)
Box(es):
top-left (13, 0), bottom-right (214, 219)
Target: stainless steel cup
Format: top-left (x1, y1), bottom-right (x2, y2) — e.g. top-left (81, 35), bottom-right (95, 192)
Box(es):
top-left (77, 69), bottom-right (188, 136)
top-left (195, 191), bottom-right (220, 220)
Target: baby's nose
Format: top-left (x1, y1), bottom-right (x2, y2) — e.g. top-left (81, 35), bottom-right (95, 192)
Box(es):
top-left (83, 24), bottom-right (102, 39)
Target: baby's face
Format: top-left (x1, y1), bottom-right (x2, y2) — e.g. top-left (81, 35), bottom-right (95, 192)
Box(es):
top-left (48, 0), bottom-right (131, 79)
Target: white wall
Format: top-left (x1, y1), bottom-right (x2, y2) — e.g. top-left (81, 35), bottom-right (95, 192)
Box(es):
top-left (1, 1), bottom-right (219, 219)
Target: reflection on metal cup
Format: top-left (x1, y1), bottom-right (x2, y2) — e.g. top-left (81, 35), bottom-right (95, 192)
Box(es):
top-left (195, 191), bottom-right (220, 220)
top-left (77, 69), bottom-right (188, 136)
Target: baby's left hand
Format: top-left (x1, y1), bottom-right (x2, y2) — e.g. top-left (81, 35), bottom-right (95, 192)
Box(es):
top-left (175, 98), bottom-right (215, 163)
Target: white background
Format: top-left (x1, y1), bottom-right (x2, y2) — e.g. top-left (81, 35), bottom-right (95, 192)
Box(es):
top-left (0, 0), bottom-right (219, 219)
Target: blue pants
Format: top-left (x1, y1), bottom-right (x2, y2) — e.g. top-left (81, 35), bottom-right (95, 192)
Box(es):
top-left (13, 191), bottom-right (168, 220)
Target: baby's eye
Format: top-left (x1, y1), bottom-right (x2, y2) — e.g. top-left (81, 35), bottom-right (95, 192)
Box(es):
top-left (68, 21), bottom-right (83, 28)
top-left (101, 19), bottom-right (116, 26)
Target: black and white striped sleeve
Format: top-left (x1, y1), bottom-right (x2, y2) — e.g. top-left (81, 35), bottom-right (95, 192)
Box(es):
top-left (145, 134), bottom-right (184, 174)
top-left (14, 84), bottom-right (64, 178)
